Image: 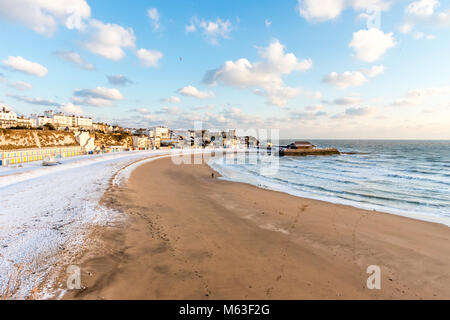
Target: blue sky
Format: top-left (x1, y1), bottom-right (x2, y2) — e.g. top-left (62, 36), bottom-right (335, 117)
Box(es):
top-left (0, 0), bottom-right (449, 139)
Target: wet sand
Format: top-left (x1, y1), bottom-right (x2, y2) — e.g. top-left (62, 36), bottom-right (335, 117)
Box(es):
top-left (61, 154), bottom-right (450, 299)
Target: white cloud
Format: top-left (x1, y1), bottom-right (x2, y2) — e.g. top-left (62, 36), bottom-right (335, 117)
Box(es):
top-left (74, 87), bottom-right (123, 100)
top-left (334, 96), bottom-right (363, 105)
top-left (147, 8), bottom-right (160, 31)
top-left (55, 50), bottom-right (94, 70)
top-left (265, 86), bottom-right (302, 106)
top-left (392, 86), bottom-right (450, 106)
top-left (399, 23), bottom-right (435, 39)
top-left (161, 96), bottom-right (181, 103)
top-left (345, 106), bottom-right (373, 116)
top-left (156, 106), bottom-right (182, 115)
top-left (360, 64), bottom-right (385, 77)
top-left (305, 104), bottom-right (325, 111)
top-left (59, 103), bottom-right (83, 115)
top-left (265, 19), bottom-right (272, 27)
top-left (8, 93), bottom-right (60, 106)
top-left (303, 90), bottom-right (323, 99)
top-left (73, 86), bottom-right (124, 106)
top-left (406, 0), bottom-right (439, 18)
top-left (298, 0), bottom-right (345, 21)
top-left (331, 106), bottom-right (377, 120)
top-left (323, 65), bottom-right (383, 88)
top-left (349, 28), bottom-right (396, 62)
top-left (2, 56), bottom-right (48, 77)
top-left (143, 114), bottom-right (158, 121)
top-left (298, 0), bottom-right (393, 21)
top-left (134, 108), bottom-right (150, 114)
top-left (257, 40), bottom-right (313, 74)
top-left (399, 23), bottom-right (414, 34)
top-left (9, 81), bottom-right (32, 91)
top-left (204, 39), bottom-right (313, 106)
top-left (107, 75), bottom-right (133, 86)
top-left (186, 17), bottom-right (233, 44)
top-left (185, 22), bottom-right (196, 32)
top-left (193, 104), bottom-right (215, 111)
top-left (178, 86), bottom-right (215, 99)
top-left (436, 10), bottom-right (450, 27)
top-left (290, 109), bottom-right (328, 120)
top-left (351, 0), bottom-right (394, 11)
top-left (84, 19), bottom-right (135, 61)
top-left (400, 1), bottom-right (449, 39)
top-left (0, 0), bottom-right (91, 36)
top-left (323, 71), bottom-right (367, 88)
top-left (136, 49), bottom-right (163, 67)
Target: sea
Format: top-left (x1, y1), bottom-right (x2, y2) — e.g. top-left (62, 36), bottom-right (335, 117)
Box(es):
top-left (208, 140), bottom-right (450, 226)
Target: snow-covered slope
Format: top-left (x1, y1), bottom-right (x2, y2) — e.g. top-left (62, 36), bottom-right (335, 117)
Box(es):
top-left (0, 150), bottom-right (169, 299)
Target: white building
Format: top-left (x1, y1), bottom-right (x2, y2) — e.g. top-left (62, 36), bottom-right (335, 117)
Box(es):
top-left (76, 116), bottom-right (93, 129)
top-left (132, 135), bottom-right (150, 149)
top-left (35, 116), bottom-right (53, 127)
top-left (52, 113), bottom-right (74, 129)
top-left (0, 106), bottom-right (18, 128)
top-left (154, 126), bottom-right (170, 139)
top-left (40, 110), bottom-right (93, 130)
top-left (16, 116), bottom-right (36, 128)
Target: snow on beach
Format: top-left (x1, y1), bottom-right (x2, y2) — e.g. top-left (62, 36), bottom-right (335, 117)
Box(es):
top-left (0, 150), bottom-right (170, 299)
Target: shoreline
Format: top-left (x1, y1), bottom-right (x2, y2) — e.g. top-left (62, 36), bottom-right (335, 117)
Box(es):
top-left (207, 153), bottom-right (450, 228)
top-left (209, 169), bottom-right (450, 228)
top-left (56, 154), bottom-right (450, 299)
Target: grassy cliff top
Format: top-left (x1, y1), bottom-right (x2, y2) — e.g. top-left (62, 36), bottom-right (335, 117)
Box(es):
top-left (0, 129), bottom-right (79, 150)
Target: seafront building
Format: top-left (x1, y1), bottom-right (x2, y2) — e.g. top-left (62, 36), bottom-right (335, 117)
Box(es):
top-left (1, 106), bottom-right (93, 131)
top-left (0, 106), bottom-right (18, 128)
top-left (148, 126), bottom-right (170, 149)
top-left (154, 126), bottom-right (170, 139)
top-left (40, 110), bottom-right (93, 131)
top-left (132, 135), bottom-right (151, 150)
top-left (16, 116), bottom-right (36, 128)
top-left (1, 103), bottom-right (262, 167)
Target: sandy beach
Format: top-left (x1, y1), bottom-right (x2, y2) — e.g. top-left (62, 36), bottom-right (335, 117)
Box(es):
top-left (59, 153), bottom-right (450, 300)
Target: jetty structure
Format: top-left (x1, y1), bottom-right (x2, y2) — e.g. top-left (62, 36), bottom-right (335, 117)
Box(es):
top-left (279, 141), bottom-right (340, 156)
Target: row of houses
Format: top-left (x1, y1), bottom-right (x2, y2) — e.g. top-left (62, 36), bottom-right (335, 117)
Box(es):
top-left (1, 104), bottom-right (262, 166)
top-left (0, 105), bottom-right (126, 133)
top-left (158, 129), bottom-right (259, 149)
top-left (132, 127), bottom-right (259, 149)
top-left (130, 126), bottom-right (170, 149)
top-left (1, 106), bottom-right (259, 149)
top-left (0, 106), bottom-right (95, 130)
top-left (31, 110), bottom-right (94, 130)
top-left (0, 106), bottom-right (34, 128)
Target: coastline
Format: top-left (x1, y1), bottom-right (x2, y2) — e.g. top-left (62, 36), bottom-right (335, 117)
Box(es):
top-left (57, 154), bottom-right (450, 299)
top-left (208, 152), bottom-right (450, 227)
